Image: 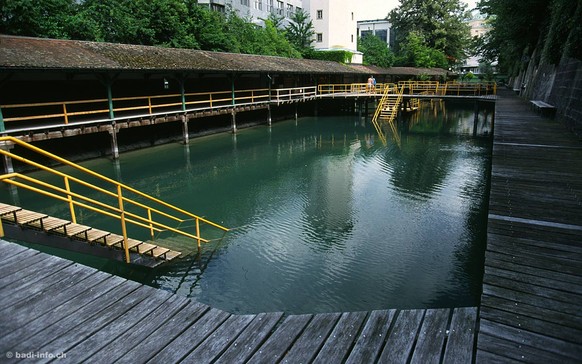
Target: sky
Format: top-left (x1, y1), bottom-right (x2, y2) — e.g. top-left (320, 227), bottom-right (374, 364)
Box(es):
top-left (356, 0), bottom-right (478, 21)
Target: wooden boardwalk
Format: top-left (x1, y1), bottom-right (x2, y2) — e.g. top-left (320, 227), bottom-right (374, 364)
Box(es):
top-left (1, 89), bottom-right (581, 363)
top-left (0, 239), bottom-right (477, 363)
top-left (476, 89), bottom-right (582, 362)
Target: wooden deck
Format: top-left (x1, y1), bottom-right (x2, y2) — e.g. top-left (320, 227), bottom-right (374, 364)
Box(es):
top-left (1, 89), bottom-right (581, 363)
top-left (476, 89), bottom-right (582, 362)
top-left (0, 239), bottom-right (478, 363)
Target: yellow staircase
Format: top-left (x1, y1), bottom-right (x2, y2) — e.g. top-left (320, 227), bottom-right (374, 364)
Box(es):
top-left (371, 85), bottom-right (404, 145)
top-left (0, 136), bottom-right (228, 267)
top-left (0, 203), bottom-right (181, 266)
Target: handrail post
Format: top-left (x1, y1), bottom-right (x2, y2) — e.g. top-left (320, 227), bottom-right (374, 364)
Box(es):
top-left (64, 176), bottom-right (76, 223)
top-left (117, 185), bottom-right (130, 263)
top-left (148, 97), bottom-right (153, 115)
top-left (147, 208), bottom-right (154, 240)
top-left (196, 217), bottom-right (201, 250)
top-left (63, 103), bottom-right (69, 124)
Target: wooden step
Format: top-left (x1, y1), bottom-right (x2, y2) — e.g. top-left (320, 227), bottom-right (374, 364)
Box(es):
top-left (0, 203), bottom-right (22, 216)
top-left (163, 250), bottom-right (181, 261)
top-left (7, 210), bottom-right (48, 225)
top-left (150, 246), bottom-right (170, 258)
top-left (53, 223), bottom-right (92, 238)
top-left (104, 233), bottom-right (124, 247)
top-left (134, 242), bottom-right (156, 255)
top-left (85, 229), bottom-right (110, 243)
top-left (29, 216), bottom-right (70, 231)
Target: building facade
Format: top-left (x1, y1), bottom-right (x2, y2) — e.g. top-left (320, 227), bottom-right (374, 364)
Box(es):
top-left (303, 0), bottom-right (361, 63)
top-left (357, 19), bottom-right (393, 49)
top-left (198, 0), bottom-right (304, 26)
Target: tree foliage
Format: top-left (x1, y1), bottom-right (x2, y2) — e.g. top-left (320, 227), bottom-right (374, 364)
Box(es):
top-left (477, 0), bottom-right (582, 76)
top-left (396, 31), bottom-right (448, 68)
top-left (0, 0), bottom-right (302, 58)
top-left (357, 34), bottom-right (395, 68)
top-left (285, 8), bottom-right (315, 57)
top-left (389, 0), bottom-right (471, 66)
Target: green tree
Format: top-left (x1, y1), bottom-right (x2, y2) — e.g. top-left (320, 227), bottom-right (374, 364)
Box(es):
top-left (476, 0), bottom-right (550, 75)
top-left (358, 34), bottom-right (395, 67)
top-left (389, 0), bottom-right (471, 65)
top-left (396, 31), bottom-right (448, 68)
top-left (285, 8), bottom-right (315, 56)
top-left (0, 0), bottom-right (79, 38)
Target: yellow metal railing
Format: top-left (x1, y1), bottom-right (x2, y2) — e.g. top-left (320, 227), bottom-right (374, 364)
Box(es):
top-left (0, 136), bottom-right (228, 263)
top-left (0, 89), bottom-right (270, 126)
top-left (0, 82), bottom-right (496, 132)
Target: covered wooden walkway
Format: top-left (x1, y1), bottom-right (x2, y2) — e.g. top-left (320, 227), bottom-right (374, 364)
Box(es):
top-left (477, 89), bottom-right (582, 362)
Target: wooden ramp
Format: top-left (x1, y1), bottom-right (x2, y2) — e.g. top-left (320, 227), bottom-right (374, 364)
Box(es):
top-left (0, 203), bottom-right (180, 267)
top-left (477, 89), bottom-right (582, 362)
top-left (0, 239), bottom-right (478, 363)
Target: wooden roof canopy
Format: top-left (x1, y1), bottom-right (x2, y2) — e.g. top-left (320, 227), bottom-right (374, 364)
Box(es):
top-left (0, 34), bottom-right (448, 77)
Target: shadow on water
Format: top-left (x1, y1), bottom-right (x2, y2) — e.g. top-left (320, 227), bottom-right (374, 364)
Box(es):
top-left (1, 100), bottom-right (493, 314)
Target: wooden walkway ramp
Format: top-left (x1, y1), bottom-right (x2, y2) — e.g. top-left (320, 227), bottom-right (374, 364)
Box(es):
top-left (0, 239), bottom-right (478, 363)
top-left (477, 89), bottom-right (582, 362)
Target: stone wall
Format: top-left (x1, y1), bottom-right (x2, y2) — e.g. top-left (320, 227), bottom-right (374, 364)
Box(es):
top-left (518, 57), bottom-right (582, 139)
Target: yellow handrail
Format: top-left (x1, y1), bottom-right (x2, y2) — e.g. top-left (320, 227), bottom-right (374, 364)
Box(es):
top-left (0, 136), bottom-right (228, 263)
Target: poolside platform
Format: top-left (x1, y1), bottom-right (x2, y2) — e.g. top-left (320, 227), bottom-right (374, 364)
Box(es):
top-left (1, 89), bottom-right (581, 363)
top-left (477, 89), bottom-right (582, 362)
top-left (0, 239), bottom-right (477, 363)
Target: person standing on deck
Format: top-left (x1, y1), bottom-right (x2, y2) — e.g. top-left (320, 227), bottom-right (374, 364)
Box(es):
top-left (367, 75), bottom-right (374, 93)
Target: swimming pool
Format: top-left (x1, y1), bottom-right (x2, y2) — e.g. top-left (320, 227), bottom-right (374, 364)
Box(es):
top-left (5, 101), bottom-right (493, 314)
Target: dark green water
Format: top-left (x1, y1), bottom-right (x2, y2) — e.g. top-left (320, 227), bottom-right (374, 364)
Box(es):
top-left (4, 100), bottom-right (492, 314)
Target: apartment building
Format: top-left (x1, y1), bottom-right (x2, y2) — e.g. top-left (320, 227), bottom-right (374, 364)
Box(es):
top-left (198, 0), bottom-right (303, 25)
top-left (357, 19), bottom-right (393, 49)
top-left (303, 0), bottom-right (361, 63)
top-left (199, 0), bottom-right (362, 63)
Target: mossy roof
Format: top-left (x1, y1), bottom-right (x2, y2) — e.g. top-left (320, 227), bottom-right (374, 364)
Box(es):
top-left (0, 35), bottom-right (361, 74)
top-left (0, 35), bottom-right (449, 77)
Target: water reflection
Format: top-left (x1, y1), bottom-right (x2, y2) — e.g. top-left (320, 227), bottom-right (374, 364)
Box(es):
top-left (0, 102), bottom-right (492, 314)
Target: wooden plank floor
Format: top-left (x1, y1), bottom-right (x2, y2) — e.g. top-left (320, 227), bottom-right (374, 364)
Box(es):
top-left (477, 89), bottom-right (582, 363)
top-left (0, 239), bottom-right (478, 363)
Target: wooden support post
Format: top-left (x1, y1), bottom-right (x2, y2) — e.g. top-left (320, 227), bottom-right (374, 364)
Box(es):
top-left (181, 115), bottom-right (189, 144)
top-left (0, 107), bottom-right (5, 132)
top-left (109, 124), bottom-right (119, 160)
top-left (106, 81), bottom-right (115, 120)
top-left (365, 99), bottom-right (369, 116)
top-left (473, 101), bottom-right (479, 137)
top-left (295, 103), bottom-right (298, 121)
top-left (2, 153), bottom-right (13, 174)
top-left (267, 105), bottom-right (272, 126)
top-left (231, 110), bottom-right (237, 133)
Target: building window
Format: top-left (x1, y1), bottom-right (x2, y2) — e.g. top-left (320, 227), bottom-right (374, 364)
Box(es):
top-left (277, 0), bottom-right (283, 15)
top-left (351, 12), bottom-right (354, 20)
top-left (316, 33), bottom-right (323, 42)
top-left (287, 4), bottom-right (294, 18)
top-left (267, 0), bottom-right (273, 12)
top-left (254, 0), bottom-right (262, 10)
top-left (241, 0), bottom-right (249, 6)
top-left (351, 34), bottom-right (354, 42)
top-left (317, 10), bottom-right (323, 19)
